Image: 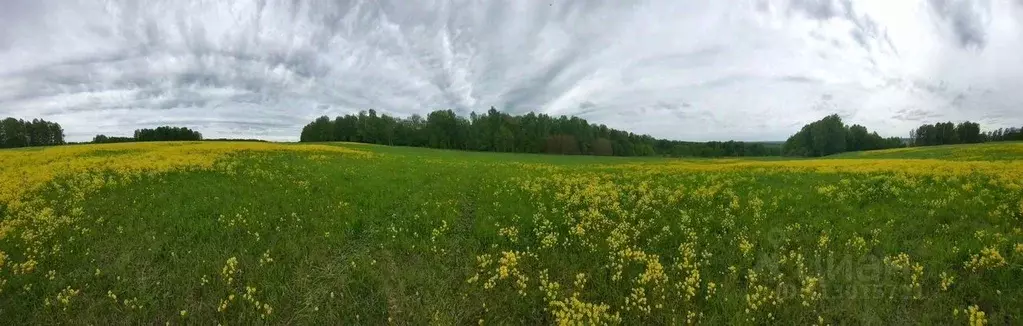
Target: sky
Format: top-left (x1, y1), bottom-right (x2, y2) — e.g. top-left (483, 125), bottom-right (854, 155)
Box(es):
top-left (1, 0), bottom-right (1022, 142)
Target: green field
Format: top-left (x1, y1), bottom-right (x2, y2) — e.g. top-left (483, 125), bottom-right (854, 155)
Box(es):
top-left (1, 141), bottom-right (1021, 325)
top-left (829, 141), bottom-right (1023, 161)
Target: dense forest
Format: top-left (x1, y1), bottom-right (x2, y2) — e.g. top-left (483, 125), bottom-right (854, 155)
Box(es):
top-left (783, 115), bottom-right (1023, 157)
top-left (3, 111), bottom-right (1019, 157)
top-left (0, 117), bottom-right (65, 148)
top-left (910, 122), bottom-right (1023, 146)
top-left (984, 127), bottom-right (1023, 142)
top-left (91, 135), bottom-right (136, 144)
top-left (782, 114), bottom-right (905, 157)
top-left (93, 126), bottom-right (203, 143)
top-left (299, 108), bottom-right (781, 157)
top-left (134, 126), bottom-right (203, 141)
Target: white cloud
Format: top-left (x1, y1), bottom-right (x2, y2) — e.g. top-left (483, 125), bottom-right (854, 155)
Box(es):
top-left (0, 0), bottom-right (1021, 142)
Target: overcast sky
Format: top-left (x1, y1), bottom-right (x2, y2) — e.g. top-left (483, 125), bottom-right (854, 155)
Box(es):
top-left (1, 0), bottom-right (1021, 142)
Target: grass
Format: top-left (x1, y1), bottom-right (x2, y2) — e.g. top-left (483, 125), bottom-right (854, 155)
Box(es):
top-left (0, 141), bottom-right (1021, 325)
top-left (829, 141), bottom-right (1023, 161)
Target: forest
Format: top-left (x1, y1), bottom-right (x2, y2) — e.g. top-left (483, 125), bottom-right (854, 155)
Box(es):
top-left (782, 115), bottom-right (1023, 157)
top-left (92, 126), bottom-right (203, 143)
top-left (3, 112), bottom-right (1020, 157)
top-left (782, 114), bottom-right (905, 157)
top-left (910, 122), bottom-right (1023, 146)
top-left (299, 108), bottom-right (782, 157)
top-left (0, 117), bottom-right (65, 148)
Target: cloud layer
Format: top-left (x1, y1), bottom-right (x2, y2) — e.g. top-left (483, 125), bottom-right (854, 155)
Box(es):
top-left (1, 0), bottom-right (1021, 142)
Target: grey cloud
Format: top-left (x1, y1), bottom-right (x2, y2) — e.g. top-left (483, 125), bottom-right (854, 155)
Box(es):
top-left (695, 75), bottom-right (752, 89)
top-left (135, 119), bottom-right (296, 129)
top-left (928, 0), bottom-right (990, 49)
top-left (891, 107), bottom-right (944, 121)
top-left (951, 93), bottom-right (967, 107)
top-left (787, 0), bottom-right (853, 19)
top-left (0, 0), bottom-right (44, 50)
top-left (778, 75), bottom-right (820, 84)
top-left (572, 101), bottom-right (601, 117)
top-left (666, 106), bottom-right (716, 124)
top-left (0, 0), bottom-right (1021, 142)
top-left (786, 0), bottom-right (896, 54)
top-left (912, 79), bottom-right (951, 96)
top-left (810, 95), bottom-right (850, 116)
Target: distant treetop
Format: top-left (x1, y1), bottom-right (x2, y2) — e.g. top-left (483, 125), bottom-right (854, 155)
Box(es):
top-left (134, 126), bottom-right (203, 142)
top-left (299, 108), bottom-right (781, 158)
top-left (783, 114), bottom-right (904, 157)
top-left (0, 117), bottom-right (65, 149)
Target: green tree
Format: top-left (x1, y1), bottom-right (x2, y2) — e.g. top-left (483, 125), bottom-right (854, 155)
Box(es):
top-left (592, 138), bottom-right (614, 156)
top-left (783, 114), bottom-right (896, 157)
top-left (847, 124), bottom-right (869, 151)
top-left (807, 114), bottom-right (847, 156)
top-left (911, 121), bottom-right (988, 147)
top-left (134, 126), bottom-right (203, 142)
top-left (299, 108), bottom-right (788, 158)
top-left (1, 118), bottom-right (28, 148)
top-left (956, 122), bottom-right (981, 144)
top-left (545, 135), bottom-right (580, 155)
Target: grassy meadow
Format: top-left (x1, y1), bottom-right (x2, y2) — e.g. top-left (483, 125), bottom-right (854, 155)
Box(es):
top-left (1, 141), bottom-right (1022, 325)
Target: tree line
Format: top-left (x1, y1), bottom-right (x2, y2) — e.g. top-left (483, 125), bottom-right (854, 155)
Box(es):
top-left (984, 127), bottom-right (1023, 142)
top-left (0, 117), bottom-right (65, 148)
top-left (6, 112), bottom-right (1016, 155)
top-left (93, 126), bottom-right (203, 143)
top-left (134, 126), bottom-right (203, 141)
top-left (299, 108), bottom-right (782, 157)
top-left (783, 114), bottom-right (1023, 157)
top-left (91, 135), bottom-right (136, 144)
top-left (910, 122), bottom-right (1022, 146)
top-left (783, 114), bottom-right (904, 157)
